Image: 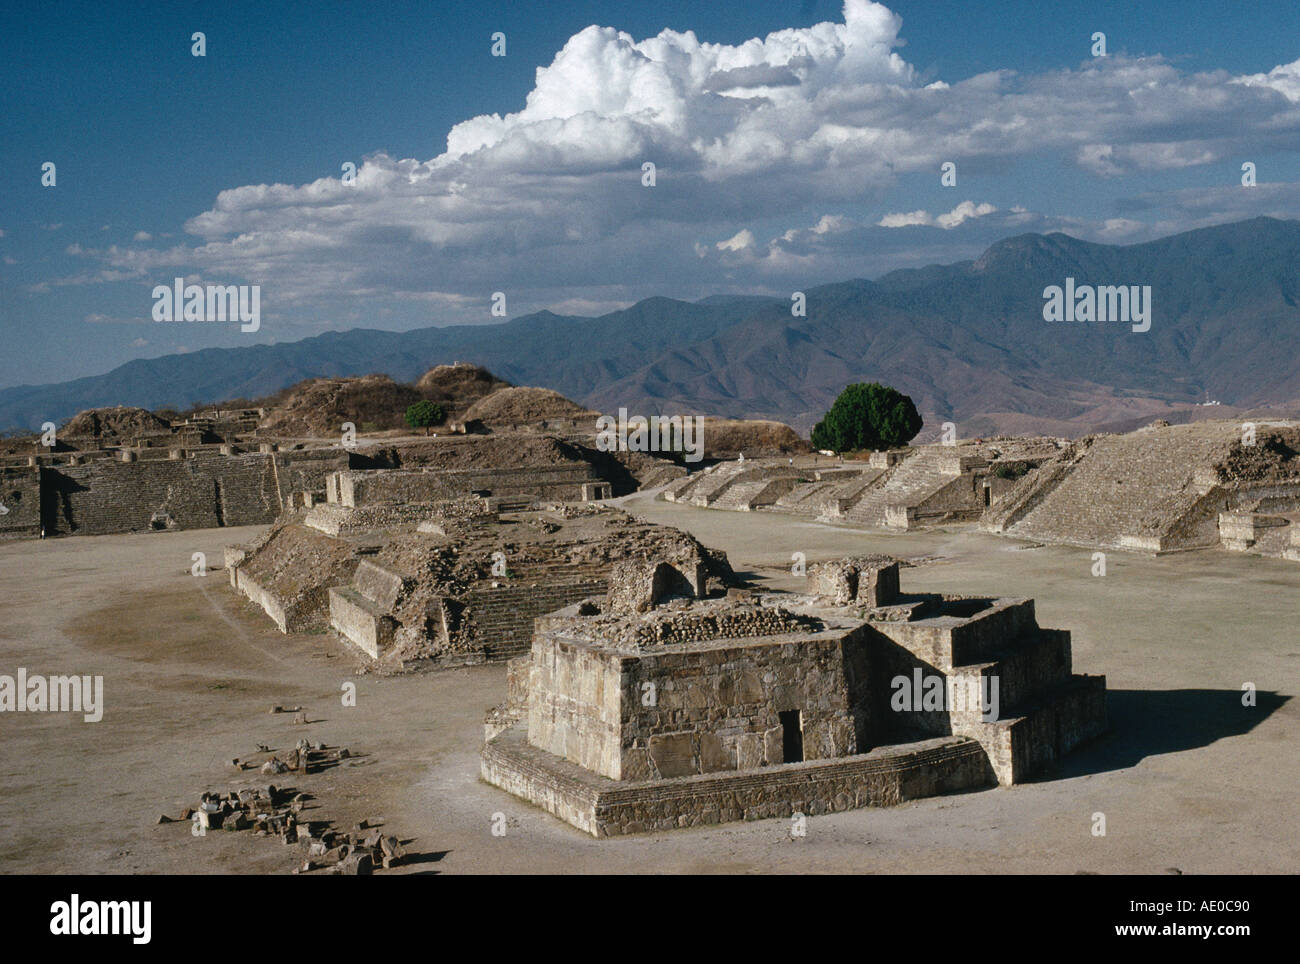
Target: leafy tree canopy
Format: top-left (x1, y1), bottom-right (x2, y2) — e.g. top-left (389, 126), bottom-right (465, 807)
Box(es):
top-left (810, 382), bottom-right (922, 453)
top-left (404, 399), bottom-right (446, 435)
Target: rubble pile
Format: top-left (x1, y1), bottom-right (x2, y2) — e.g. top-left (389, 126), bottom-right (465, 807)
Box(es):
top-left (160, 725), bottom-right (412, 875)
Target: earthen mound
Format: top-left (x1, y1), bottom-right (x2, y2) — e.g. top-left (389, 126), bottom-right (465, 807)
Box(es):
top-left (258, 375), bottom-right (422, 437)
top-left (62, 406), bottom-right (171, 438)
top-left (415, 362), bottom-right (510, 408)
top-left (464, 386), bottom-right (594, 425)
top-left (1213, 428), bottom-right (1300, 483)
top-left (699, 418), bottom-right (810, 458)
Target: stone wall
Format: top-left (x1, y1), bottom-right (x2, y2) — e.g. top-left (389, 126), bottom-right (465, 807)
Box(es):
top-left (40, 452), bottom-right (284, 535)
top-left (335, 464), bottom-right (600, 508)
top-left (465, 580), bottom-right (607, 660)
top-left (807, 558), bottom-right (899, 606)
top-left (618, 630), bottom-right (869, 781)
top-left (0, 467), bottom-right (42, 540)
top-left (231, 523), bottom-right (362, 633)
top-left (482, 726), bottom-right (993, 837)
top-left (527, 633), bottom-right (626, 778)
top-left (276, 449), bottom-right (350, 500)
top-left (525, 619), bottom-right (873, 781)
top-left (873, 598), bottom-right (1036, 671)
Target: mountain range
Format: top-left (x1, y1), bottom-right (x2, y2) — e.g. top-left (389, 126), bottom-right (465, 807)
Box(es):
top-left (5, 216), bottom-right (1299, 438)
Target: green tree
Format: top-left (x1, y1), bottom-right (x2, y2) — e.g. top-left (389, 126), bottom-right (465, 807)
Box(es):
top-left (810, 383), bottom-right (922, 453)
top-left (404, 400), bottom-right (445, 435)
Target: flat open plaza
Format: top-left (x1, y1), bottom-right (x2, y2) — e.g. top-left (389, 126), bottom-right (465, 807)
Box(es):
top-left (1, 489), bottom-right (1294, 874)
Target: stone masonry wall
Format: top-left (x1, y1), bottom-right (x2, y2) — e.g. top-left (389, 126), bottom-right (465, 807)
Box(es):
top-left (40, 453), bottom-right (282, 535)
top-left (617, 632), bottom-right (867, 781)
top-left (481, 727), bottom-right (993, 837)
top-left (465, 580), bottom-right (607, 660)
top-left (527, 633), bottom-right (626, 778)
top-left (0, 467), bottom-right (42, 540)
top-left (338, 465), bottom-right (599, 507)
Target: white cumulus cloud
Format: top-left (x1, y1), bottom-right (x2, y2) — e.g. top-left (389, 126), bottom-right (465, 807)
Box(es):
top-left (62, 2), bottom-right (1300, 326)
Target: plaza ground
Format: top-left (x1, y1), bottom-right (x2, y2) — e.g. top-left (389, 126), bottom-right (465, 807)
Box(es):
top-left (0, 489), bottom-right (1295, 873)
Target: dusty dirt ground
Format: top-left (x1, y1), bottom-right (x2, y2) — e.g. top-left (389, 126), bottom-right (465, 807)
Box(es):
top-left (0, 491), bottom-right (1296, 874)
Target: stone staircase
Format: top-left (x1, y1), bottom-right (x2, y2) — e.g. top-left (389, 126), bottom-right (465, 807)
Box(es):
top-left (685, 464), bottom-right (749, 506)
top-left (871, 598), bottom-right (1106, 784)
top-left (999, 425), bottom-right (1238, 551)
top-left (328, 559), bottom-right (408, 658)
top-left (709, 478), bottom-right (800, 511)
top-left (773, 480), bottom-right (840, 516)
top-left (637, 464), bottom-right (689, 490)
top-left (841, 454), bottom-right (962, 528)
top-left (661, 474), bottom-right (705, 503)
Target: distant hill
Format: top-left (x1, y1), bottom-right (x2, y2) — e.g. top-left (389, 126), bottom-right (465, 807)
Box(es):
top-left (0, 297), bottom-right (771, 434)
top-left (4, 217), bottom-right (1300, 438)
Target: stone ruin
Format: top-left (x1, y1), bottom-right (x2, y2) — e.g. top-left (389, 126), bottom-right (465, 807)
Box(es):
top-left (481, 556), bottom-right (1106, 837)
top-left (228, 498), bottom-right (735, 666)
top-left (984, 420), bottom-right (1300, 557)
top-left (160, 726), bottom-right (410, 875)
top-left (662, 437), bottom-right (1060, 530)
top-left (662, 419), bottom-right (1300, 561)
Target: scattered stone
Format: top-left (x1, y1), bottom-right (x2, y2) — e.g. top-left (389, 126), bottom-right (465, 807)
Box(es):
top-left (336, 853), bottom-right (373, 876)
top-left (172, 740), bottom-right (411, 872)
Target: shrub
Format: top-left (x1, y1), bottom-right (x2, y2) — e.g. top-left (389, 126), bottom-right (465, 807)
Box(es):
top-left (810, 383), bottom-right (922, 453)
top-left (404, 400), bottom-right (446, 435)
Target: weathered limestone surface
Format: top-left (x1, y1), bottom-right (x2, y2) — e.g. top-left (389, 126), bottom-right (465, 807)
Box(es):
top-left (985, 422), bottom-right (1300, 553)
top-left (486, 557), bottom-right (1106, 835)
top-left (482, 726), bottom-right (993, 837)
top-left (0, 467), bottom-right (42, 540)
top-left (333, 465), bottom-right (600, 508)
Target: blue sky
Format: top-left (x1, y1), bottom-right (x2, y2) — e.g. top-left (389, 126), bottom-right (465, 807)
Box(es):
top-left (3, 0), bottom-right (1300, 388)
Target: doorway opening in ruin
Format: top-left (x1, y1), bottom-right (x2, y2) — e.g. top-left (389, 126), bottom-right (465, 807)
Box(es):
top-left (779, 710), bottom-right (803, 763)
top-left (983, 485), bottom-right (991, 507)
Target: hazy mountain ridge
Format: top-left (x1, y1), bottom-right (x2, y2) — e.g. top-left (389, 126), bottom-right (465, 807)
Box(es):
top-left (5, 217), bottom-right (1299, 437)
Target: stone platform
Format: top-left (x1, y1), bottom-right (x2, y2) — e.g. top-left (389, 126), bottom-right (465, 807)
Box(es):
top-left (481, 725), bottom-right (993, 837)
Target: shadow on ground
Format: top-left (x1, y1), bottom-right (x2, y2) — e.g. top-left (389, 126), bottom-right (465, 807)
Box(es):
top-left (1057, 688), bottom-right (1288, 778)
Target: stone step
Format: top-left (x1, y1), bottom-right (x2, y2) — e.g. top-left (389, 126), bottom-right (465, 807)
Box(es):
top-left (1003, 426), bottom-right (1239, 549)
top-left (843, 457), bottom-right (961, 527)
top-left (956, 674), bottom-right (1107, 784)
top-left (328, 586), bottom-right (397, 659)
top-left (709, 479), bottom-right (772, 511)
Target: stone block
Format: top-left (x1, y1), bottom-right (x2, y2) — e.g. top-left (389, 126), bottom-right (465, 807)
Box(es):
top-left (736, 733), bottom-right (764, 770)
top-left (698, 732), bottom-right (734, 773)
top-left (648, 732), bottom-right (696, 778)
top-left (763, 726), bottom-right (783, 766)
